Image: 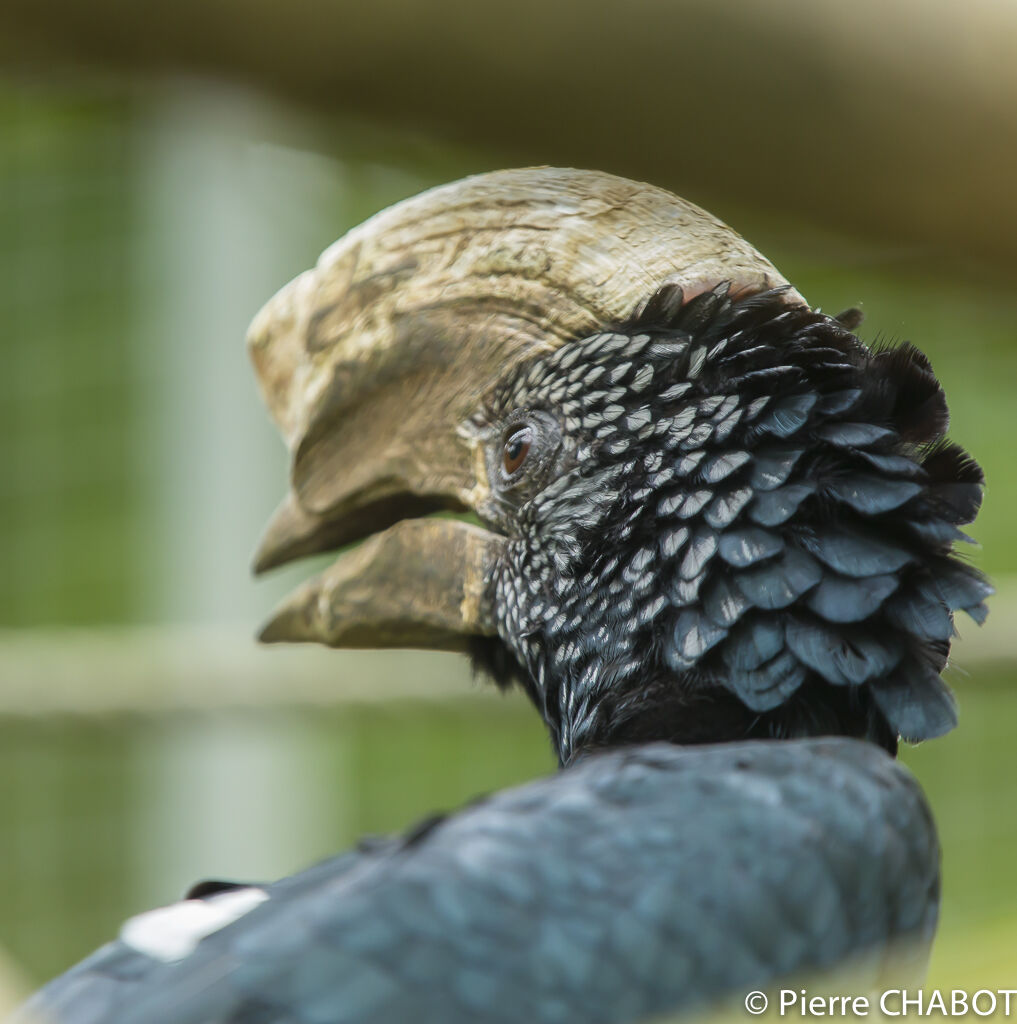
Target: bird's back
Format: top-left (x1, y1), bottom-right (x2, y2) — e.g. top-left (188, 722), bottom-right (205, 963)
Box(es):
top-left (23, 736), bottom-right (938, 1024)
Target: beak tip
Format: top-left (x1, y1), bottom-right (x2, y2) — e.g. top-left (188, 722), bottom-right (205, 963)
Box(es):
top-left (256, 616), bottom-right (287, 645)
top-left (252, 493), bottom-right (335, 578)
top-left (251, 547), bottom-right (281, 577)
top-left (256, 601), bottom-right (315, 645)
top-left (256, 620), bottom-right (280, 644)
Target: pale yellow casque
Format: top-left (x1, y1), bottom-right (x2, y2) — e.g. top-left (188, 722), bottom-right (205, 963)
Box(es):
top-left (248, 167), bottom-right (806, 651)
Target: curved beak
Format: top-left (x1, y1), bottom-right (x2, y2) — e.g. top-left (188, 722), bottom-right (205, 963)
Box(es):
top-left (248, 281), bottom-right (517, 650)
top-left (257, 517), bottom-right (501, 650)
top-left (248, 168), bottom-right (803, 651)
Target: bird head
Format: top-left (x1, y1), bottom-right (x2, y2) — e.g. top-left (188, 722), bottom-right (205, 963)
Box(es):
top-left (250, 168), bottom-right (989, 764)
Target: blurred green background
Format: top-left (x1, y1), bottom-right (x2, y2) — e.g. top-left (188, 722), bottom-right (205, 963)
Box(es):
top-left (1, 1), bottom-right (1016, 1003)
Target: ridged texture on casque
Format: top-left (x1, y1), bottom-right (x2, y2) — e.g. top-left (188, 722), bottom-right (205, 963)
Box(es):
top-left (246, 167), bottom-right (804, 573)
top-left (476, 286), bottom-right (988, 761)
top-left (20, 739), bottom-right (938, 1024)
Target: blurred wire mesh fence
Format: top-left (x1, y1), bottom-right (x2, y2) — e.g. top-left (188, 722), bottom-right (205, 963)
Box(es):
top-left (1, 82), bottom-right (1015, 991)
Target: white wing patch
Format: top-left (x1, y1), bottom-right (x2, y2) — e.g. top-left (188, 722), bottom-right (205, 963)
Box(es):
top-left (120, 887), bottom-right (269, 963)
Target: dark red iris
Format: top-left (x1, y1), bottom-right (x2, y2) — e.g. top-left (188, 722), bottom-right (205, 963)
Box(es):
top-left (502, 426), bottom-right (533, 475)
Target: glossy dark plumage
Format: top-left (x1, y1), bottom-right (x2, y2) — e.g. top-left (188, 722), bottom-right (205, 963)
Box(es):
top-left (474, 286), bottom-right (987, 762)
top-left (23, 285), bottom-right (986, 1024)
top-left (23, 740), bottom-right (937, 1024)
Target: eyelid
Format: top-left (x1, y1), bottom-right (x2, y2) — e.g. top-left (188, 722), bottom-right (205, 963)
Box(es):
top-left (502, 425), bottom-right (533, 476)
top-left (491, 409), bottom-right (561, 497)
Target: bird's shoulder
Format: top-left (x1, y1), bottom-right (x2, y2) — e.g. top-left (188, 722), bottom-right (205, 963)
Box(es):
top-left (22, 738), bottom-right (938, 1024)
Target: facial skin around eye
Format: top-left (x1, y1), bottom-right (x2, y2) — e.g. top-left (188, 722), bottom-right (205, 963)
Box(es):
top-left (487, 410), bottom-right (564, 511)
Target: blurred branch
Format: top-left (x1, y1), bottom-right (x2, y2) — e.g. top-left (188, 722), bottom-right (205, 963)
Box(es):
top-left (0, 626), bottom-right (484, 715)
top-left (0, 580), bottom-right (1013, 715)
top-left (1, 0), bottom-right (1016, 270)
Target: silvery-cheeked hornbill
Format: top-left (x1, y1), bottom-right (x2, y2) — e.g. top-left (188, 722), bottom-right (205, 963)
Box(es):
top-left (23, 169), bottom-right (990, 1024)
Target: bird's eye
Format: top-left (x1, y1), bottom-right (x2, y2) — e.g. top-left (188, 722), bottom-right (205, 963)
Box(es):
top-left (502, 426), bottom-right (533, 476)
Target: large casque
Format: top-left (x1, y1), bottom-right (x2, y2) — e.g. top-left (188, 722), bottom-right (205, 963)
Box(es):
top-left (248, 168), bottom-right (807, 648)
top-left (250, 170), bottom-right (803, 561)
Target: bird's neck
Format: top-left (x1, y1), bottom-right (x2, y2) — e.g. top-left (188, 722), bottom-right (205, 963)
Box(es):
top-left (547, 670), bottom-right (897, 765)
top-left (469, 634), bottom-right (897, 765)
